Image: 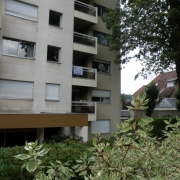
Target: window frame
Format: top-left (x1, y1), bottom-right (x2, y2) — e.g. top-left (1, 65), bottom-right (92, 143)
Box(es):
top-left (92, 89), bottom-right (111, 103)
top-left (2, 38), bottom-right (35, 59)
top-left (5, 0), bottom-right (38, 21)
top-left (49, 10), bottom-right (63, 28)
top-left (47, 45), bottom-right (61, 63)
top-left (0, 79), bottom-right (34, 100)
top-left (93, 59), bottom-right (111, 74)
top-left (93, 30), bottom-right (110, 46)
top-left (45, 83), bottom-right (60, 101)
top-left (93, 3), bottom-right (107, 17)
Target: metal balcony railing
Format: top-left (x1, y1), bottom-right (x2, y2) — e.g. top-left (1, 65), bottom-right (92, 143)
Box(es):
top-left (74, 32), bottom-right (96, 47)
top-left (75, 0), bottom-right (96, 16)
top-left (72, 66), bottom-right (96, 80)
top-left (72, 101), bottom-right (95, 114)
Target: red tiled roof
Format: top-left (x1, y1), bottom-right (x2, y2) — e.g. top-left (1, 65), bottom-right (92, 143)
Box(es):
top-left (133, 85), bottom-right (147, 97)
top-left (133, 71), bottom-right (177, 97)
top-left (159, 87), bottom-right (175, 97)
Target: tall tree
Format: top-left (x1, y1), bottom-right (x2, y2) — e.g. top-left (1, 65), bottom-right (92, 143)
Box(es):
top-left (145, 82), bottom-right (159, 117)
top-left (103, 0), bottom-right (180, 88)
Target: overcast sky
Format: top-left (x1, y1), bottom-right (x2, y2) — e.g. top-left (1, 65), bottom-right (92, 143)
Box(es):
top-left (121, 60), bottom-right (156, 95)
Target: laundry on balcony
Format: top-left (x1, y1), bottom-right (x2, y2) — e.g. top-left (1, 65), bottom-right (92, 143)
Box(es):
top-left (73, 66), bottom-right (83, 75)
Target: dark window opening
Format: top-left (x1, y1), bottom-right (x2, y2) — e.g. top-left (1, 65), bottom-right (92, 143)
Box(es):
top-left (93, 30), bottom-right (109, 46)
top-left (49, 10), bottom-right (62, 27)
top-left (93, 3), bottom-right (107, 17)
top-left (93, 60), bottom-right (110, 74)
top-left (47, 46), bottom-right (60, 62)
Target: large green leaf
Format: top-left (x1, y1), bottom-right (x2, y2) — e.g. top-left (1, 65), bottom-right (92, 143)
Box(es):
top-left (141, 117), bottom-right (153, 123)
top-left (121, 126), bottom-right (131, 133)
top-left (13, 154), bottom-right (31, 160)
top-left (37, 148), bottom-right (51, 156)
top-left (132, 175), bottom-right (143, 180)
top-left (26, 161), bottom-right (38, 172)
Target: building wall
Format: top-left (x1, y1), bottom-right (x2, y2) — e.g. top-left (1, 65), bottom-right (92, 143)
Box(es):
top-left (88, 0), bottom-right (120, 139)
top-left (0, 0), bottom-right (74, 113)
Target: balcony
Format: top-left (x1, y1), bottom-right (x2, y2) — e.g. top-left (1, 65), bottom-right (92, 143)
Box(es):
top-left (73, 32), bottom-right (97, 55)
top-left (74, 0), bottom-right (97, 28)
top-left (72, 101), bottom-right (97, 121)
top-left (72, 66), bottom-right (97, 87)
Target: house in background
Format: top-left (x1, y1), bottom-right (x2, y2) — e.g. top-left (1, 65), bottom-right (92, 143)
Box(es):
top-left (0, 0), bottom-right (120, 147)
top-left (133, 71), bottom-right (179, 118)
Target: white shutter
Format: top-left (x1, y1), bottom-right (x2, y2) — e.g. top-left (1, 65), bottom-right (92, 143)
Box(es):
top-left (5, 0), bottom-right (38, 21)
top-left (0, 80), bottom-right (33, 99)
top-left (91, 120), bottom-right (110, 134)
top-left (46, 84), bottom-right (59, 100)
top-left (92, 90), bottom-right (110, 97)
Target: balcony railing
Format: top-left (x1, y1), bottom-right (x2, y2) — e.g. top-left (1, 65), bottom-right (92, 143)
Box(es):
top-left (72, 101), bottom-right (95, 114)
top-left (74, 32), bottom-right (96, 47)
top-left (75, 0), bottom-right (96, 16)
top-left (72, 66), bottom-right (96, 80)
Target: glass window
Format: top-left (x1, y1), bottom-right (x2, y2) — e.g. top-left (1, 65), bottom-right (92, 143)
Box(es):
top-left (49, 10), bottom-right (62, 27)
top-left (93, 60), bottom-right (110, 74)
top-left (91, 120), bottom-right (110, 134)
top-left (5, 0), bottom-right (38, 21)
top-left (2, 38), bottom-right (35, 58)
top-left (93, 3), bottom-right (107, 17)
top-left (45, 84), bottom-right (60, 101)
top-left (0, 80), bottom-right (34, 99)
top-left (92, 90), bottom-right (110, 103)
top-left (47, 46), bottom-right (60, 62)
top-left (93, 30), bottom-right (109, 46)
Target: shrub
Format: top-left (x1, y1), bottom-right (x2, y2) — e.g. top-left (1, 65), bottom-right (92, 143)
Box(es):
top-left (74, 93), bottom-right (180, 179)
top-left (45, 132), bottom-right (83, 145)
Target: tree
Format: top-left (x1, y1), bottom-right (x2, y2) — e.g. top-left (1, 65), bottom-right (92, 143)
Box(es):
top-left (145, 82), bottom-right (159, 117)
top-left (103, 0), bottom-right (180, 89)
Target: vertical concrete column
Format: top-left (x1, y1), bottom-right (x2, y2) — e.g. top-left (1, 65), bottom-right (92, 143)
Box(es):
top-left (62, 127), bottom-right (70, 135)
top-left (75, 126), bottom-right (88, 142)
top-left (37, 128), bottom-right (44, 144)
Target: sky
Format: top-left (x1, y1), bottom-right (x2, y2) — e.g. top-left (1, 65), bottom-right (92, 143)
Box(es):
top-left (121, 60), bottom-right (156, 95)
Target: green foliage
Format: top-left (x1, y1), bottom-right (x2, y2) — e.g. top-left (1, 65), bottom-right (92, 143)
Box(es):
top-left (102, 0), bottom-right (180, 80)
top-left (14, 140), bottom-right (51, 178)
top-left (0, 142), bottom-right (88, 180)
top-left (74, 94), bottom-right (180, 179)
top-left (45, 132), bottom-right (83, 145)
top-left (145, 82), bottom-right (159, 117)
top-left (174, 88), bottom-right (180, 110)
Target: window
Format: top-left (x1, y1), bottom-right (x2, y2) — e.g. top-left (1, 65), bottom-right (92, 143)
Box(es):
top-left (49, 10), bottom-right (62, 27)
top-left (5, 0), bottom-right (38, 21)
top-left (93, 60), bottom-right (110, 74)
top-left (47, 46), bottom-right (61, 62)
top-left (91, 120), bottom-right (110, 134)
top-left (92, 90), bottom-right (110, 103)
top-left (0, 80), bottom-right (34, 99)
top-left (2, 38), bottom-right (35, 58)
top-left (93, 30), bottom-right (109, 46)
top-left (45, 84), bottom-right (60, 101)
top-left (94, 3), bottom-right (107, 17)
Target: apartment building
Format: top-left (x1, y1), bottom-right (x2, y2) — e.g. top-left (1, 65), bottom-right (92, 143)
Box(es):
top-left (0, 0), bottom-right (120, 147)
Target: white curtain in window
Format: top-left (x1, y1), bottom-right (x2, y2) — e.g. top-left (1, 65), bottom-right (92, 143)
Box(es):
top-left (91, 120), bottom-right (110, 134)
top-left (46, 84), bottom-right (59, 100)
top-left (0, 80), bottom-right (33, 99)
top-left (2, 39), bottom-right (18, 56)
top-left (92, 90), bottom-right (110, 97)
top-left (5, 0), bottom-right (38, 21)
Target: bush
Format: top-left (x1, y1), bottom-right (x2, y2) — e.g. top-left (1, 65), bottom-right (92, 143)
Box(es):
top-left (0, 143), bottom-right (88, 180)
top-left (150, 118), bottom-right (177, 137)
top-left (45, 132), bottom-right (83, 145)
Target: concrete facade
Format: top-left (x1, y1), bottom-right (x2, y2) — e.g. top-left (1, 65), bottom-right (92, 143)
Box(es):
top-left (0, 0), bottom-right (120, 146)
